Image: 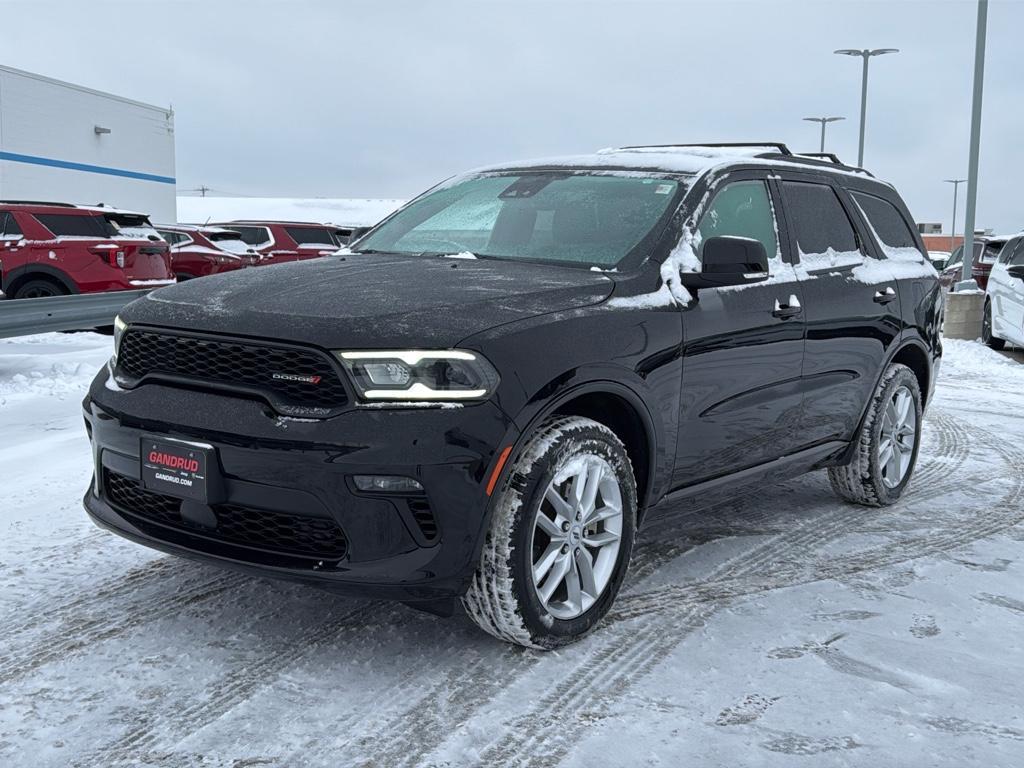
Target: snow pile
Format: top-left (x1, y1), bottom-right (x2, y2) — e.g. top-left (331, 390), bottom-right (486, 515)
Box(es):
top-left (940, 338), bottom-right (1024, 378)
top-left (176, 197), bottom-right (404, 227)
top-left (0, 333), bottom-right (110, 400)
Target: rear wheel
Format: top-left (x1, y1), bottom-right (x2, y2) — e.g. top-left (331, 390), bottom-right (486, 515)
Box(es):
top-left (982, 300), bottom-right (1005, 350)
top-left (462, 416), bottom-right (637, 649)
top-left (12, 278), bottom-right (66, 299)
top-left (828, 363), bottom-right (923, 507)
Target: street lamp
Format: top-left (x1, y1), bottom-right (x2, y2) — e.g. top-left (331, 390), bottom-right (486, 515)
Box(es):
top-left (802, 116), bottom-right (845, 153)
top-left (834, 48), bottom-right (899, 167)
top-left (944, 179), bottom-right (967, 254)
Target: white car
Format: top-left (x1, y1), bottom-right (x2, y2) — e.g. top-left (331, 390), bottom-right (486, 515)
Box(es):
top-left (984, 234), bottom-right (1024, 349)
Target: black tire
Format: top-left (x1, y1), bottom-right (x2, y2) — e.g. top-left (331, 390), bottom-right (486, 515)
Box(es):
top-left (828, 363), bottom-right (923, 507)
top-left (12, 278), bottom-right (66, 300)
top-left (462, 416), bottom-right (637, 649)
top-left (982, 300), bottom-right (1005, 350)
top-left (176, 273), bottom-right (195, 282)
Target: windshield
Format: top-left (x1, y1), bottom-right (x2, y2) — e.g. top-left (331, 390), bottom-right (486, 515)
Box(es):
top-left (107, 214), bottom-right (161, 241)
top-left (355, 172), bottom-right (683, 268)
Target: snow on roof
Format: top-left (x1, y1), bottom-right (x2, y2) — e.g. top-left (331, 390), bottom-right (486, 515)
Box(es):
top-left (176, 197), bottom-right (403, 228)
top-left (474, 144), bottom-right (880, 181)
top-left (155, 223), bottom-right (241, 235)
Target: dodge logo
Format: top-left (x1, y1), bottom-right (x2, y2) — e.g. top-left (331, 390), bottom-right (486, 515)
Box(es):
top-left (272, 372), bottom-right (323, 385)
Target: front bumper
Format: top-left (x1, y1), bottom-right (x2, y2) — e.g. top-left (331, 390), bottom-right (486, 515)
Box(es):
top-left (83, 367), bottom-right (517, 603)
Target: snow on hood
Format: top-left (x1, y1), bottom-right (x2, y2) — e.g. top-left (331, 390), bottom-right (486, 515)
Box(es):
top-left (121, 253), bottom-right (614, 348)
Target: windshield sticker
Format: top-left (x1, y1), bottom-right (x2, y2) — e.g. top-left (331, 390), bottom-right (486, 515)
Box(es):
top-left (655, 184), bottom-right (673, 195)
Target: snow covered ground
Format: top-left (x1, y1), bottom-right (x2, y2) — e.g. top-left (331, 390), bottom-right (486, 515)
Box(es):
top-left (1, 335), bottom-right (1023, 767)
top-left (175, 197), bottom-right (403, 227)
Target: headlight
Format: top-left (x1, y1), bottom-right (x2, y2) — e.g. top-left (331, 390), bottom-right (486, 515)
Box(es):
top-left (335, 350), bottom-right (499, 401)
top-left (112, 315), bottom-right (128, 364)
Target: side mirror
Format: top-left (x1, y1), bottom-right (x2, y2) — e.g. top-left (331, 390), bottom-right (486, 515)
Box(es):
top-left (680, 236), bottom-right (770, 289)
top-left (1007, 265), bottom-right (1024, 281)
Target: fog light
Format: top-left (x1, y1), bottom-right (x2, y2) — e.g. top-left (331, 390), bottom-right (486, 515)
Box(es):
top-left (353, 475), bottom-right (423, 493)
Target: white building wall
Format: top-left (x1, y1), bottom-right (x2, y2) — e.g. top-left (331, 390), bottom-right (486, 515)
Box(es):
top-left (0, 66), bottom-right (176, 221)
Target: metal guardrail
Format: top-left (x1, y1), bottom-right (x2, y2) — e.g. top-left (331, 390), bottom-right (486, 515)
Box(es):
top-left (0, 289), bottom-right (149, 339)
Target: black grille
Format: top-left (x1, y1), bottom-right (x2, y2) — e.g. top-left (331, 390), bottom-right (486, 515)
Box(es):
top-left (116, 329), bottom-right (348, 415)
top-left (103, 470), bottom-right (348, 561)
top-left (407, 498), bottom-right (439, 541)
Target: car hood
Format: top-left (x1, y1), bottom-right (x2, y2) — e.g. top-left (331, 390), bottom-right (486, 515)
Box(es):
top-left (122, 253), bottom-right (614, 348)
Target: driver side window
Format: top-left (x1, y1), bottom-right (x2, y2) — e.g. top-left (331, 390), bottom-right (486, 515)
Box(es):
top-left (697, 181), bottom-right (779, 268)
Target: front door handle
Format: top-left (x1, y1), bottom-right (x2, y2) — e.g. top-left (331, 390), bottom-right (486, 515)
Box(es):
top-left (772, 294), bottom-right (802, 319)
top-left (874, 286), bottom-right (897, 304)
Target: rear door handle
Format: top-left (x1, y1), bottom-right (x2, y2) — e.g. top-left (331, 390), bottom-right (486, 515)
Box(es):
top-left (874, 286), bottom-right (897, 304)
top-left (772, 294), bottom-right (802, 319)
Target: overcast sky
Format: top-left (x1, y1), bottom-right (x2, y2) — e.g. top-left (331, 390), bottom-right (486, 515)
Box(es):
top-left (3, 0), bottom-right (1022, 233)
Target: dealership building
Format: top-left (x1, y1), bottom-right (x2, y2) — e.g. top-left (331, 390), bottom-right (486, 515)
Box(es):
top-left (0, 65), bottom-right (176, 221)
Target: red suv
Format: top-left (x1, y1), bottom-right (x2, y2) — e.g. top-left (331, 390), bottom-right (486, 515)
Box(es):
top-left (155, 224), bottom-right (259, 280)
top-left (937, 235), bottom-right (1008, 291)
top-left (0, 201), bottom-right (174, 299)
top-left (214, 221), bottom-right (341, 265)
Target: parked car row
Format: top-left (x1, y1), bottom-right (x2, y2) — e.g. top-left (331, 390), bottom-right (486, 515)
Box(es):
top-left (0, 200), bottom-right (356, 298)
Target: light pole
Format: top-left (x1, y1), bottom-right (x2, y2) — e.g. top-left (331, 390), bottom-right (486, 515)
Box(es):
top-left (959, 0), bottom-right (988, 291)
top-left (944, 179), bottom-right (966, 254)
top-left (834, 48), bottom-right (899, 167)
top-left (802, 116), bottom-right (845, 153)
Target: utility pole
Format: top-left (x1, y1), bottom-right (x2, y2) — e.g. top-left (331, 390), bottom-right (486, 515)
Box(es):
top-left (944, 179), bottom-right (966, 254)
top-left (197, 185), bottom-right (210, 198)
top-left (958, 0), bottom-right (988, 291)
top-left (802, 116), bottom-right (845, 153)
top-left (834, 48), bottom-right (899, 166)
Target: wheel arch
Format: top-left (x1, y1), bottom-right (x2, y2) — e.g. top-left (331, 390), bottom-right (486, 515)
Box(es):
top-left (3, 264), bottom-right (78, 296)
top-left (889, 339), bottom-right (932, 408)
top-left (832, 337), bottom-right (934, 468)
top-left (507, 380), bottom-right (660, 521)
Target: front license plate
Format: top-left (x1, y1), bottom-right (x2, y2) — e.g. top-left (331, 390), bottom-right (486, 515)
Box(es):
top-left (140, 437), bottom-right (212, 502)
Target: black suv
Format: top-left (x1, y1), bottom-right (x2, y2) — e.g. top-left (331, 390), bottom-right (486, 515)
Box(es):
top-left (83, 143), bottom-right (942, 648)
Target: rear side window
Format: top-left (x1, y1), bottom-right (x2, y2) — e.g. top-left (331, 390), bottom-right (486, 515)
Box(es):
top-left (980, 242), bottom-right (1004, 263)
top-left (781, 181), bottom-right (860, 263)
top-left (285, 226), bottom-right (337, 246)
top-left (35, 213), bottom-right (113, 238)
top-left (232, 226), bottom-right (272, 247)
top-left (0, 211), bottom-right (23, 238)
top-left (697, 180), bottom-right (779, 262)
top-left (850, 191), bottom-right (918, 250)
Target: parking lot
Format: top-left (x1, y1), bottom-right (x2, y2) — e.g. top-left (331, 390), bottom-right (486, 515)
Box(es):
top-left (1, 332), bottom-right (1022, 767)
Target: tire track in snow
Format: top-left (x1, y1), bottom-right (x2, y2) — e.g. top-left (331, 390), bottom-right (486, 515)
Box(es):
top-left (473, 416), bottom-right (1024, 768)
top-left (0, 557), bottom-right (178, 644)
top-left (310, 408), bottom-right (976, 767)
top-left (74, 602), bottom-right (386, 768)
top-left (333, 496), bottom-right (861, 768)
top-left (0, 568), bottom-right (249, 684)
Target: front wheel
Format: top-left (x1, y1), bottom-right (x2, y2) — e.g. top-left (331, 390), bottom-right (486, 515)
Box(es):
top-left (462, 416), bottom-right (637, 649)
top-left (828, 363), bottom-right (923, 507)
top-left (982, 300), bottom-right (1005, 350)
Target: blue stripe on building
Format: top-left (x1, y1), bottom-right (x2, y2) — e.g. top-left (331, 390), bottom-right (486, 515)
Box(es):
top-left (0, 151), bottom-right (176, 185)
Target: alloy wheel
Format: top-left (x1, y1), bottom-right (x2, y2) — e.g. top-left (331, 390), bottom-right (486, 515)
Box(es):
top-left (878, 385), bottom-right (917, 489)
top-left (530, 455), bottom-right (623, 620)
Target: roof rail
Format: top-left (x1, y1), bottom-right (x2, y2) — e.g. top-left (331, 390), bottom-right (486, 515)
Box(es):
top-left (760, 151), bottom-right (875, 178)
top-left (0, 200), bottom-right (77, 208)
top-left (798, 152), bottom-right (844, 164)
top-left (621, 142), bottom-right (794, 156)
